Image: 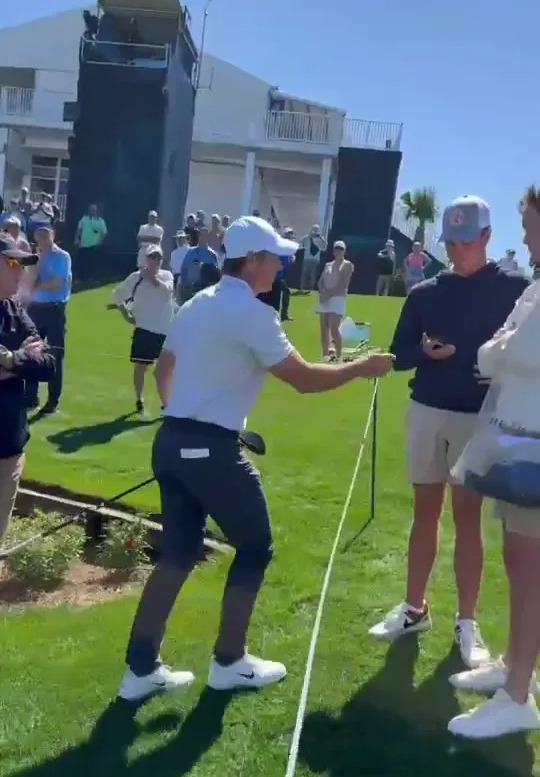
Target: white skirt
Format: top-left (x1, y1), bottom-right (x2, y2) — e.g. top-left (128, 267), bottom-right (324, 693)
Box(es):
top-left (316, 295), bottom-right (346, 315)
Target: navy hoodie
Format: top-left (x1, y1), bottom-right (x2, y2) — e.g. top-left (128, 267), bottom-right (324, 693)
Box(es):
top-left (390, 263), bottom-right (529, 413)
top-left (0, 298), bottom-right (55, 458)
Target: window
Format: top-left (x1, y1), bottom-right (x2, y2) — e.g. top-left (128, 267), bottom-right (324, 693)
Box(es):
top-left (30, 156), bottom-right (70, 198)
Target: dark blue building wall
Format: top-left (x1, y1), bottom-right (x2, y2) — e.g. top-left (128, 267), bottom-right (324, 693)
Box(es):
top-left (328, 147), bottom-right (402, 294)
top-left (159, 32), bottom-right (197, 257)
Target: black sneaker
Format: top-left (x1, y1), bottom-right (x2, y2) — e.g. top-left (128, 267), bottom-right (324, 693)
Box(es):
top-left (40, 402), bottom-right (58, 416)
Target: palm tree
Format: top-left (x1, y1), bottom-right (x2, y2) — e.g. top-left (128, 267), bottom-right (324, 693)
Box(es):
top-left (400, 188), bottom-right (437, 246)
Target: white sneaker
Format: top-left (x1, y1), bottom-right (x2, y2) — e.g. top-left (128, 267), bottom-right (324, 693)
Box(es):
top-left (455, 619), bottom-right (491, 668)
top-left (368, 602), bottom-right (431, 640)
top-left (118, 664), bottom-right (195, 701)
top-left (448, 689), bottom-right (540, 739)
top-left (207, 653), bottom-right (287, 691)
top-left (449, 656), bottom-right (539, 694)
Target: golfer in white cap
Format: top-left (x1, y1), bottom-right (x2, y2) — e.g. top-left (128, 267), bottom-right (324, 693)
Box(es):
top-left (118, 216), bottom-right (394, 702)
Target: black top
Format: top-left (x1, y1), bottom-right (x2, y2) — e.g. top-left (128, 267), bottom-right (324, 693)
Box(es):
top-left (0, 298), bottom-right (55, 458)
top-left (390, 263), bottom-right (529, 413)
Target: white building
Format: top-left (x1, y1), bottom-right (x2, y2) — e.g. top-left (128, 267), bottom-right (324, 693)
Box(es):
top-left (0, 5), bottom-right (402, 235)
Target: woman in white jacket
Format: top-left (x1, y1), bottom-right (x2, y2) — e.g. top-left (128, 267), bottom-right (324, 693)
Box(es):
top-left (448, 186), bottom-right (540, 739)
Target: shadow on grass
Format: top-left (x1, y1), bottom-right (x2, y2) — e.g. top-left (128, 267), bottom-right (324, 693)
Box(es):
top-left (299, 637), bottom-right (535, 777)
top-left (8, 688), bottom-right (236, 777)
top-left (46, 413), bottom-right (158, 453)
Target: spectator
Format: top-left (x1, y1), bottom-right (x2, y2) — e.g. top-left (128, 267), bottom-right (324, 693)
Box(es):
top-left (447, 186), bottom-right (540, 739)
top-left (498, 249), bottom-right (519, 273)
top-left (208, 214), bottom-right (225, 256)
top-left (4, 217), bottom-right (33, 306)
top-left (137, 210), bottom-right (163, 269)
top-left (113, 246), bottom-right (175, 419)
top-left (368, 195), bottom-right (528, 668)
top-left (25, 225), bottom-right (72, 415)
top-left (195, 210), bottom-right (206, 229)
top-left (83, 9), bottom-right (99, 40)
top-left (221, 215), bottom-right (230, 229)
top-left (170, 230), bottom-right (190, 301)
top-left (279, 227), bottom-right (296, 321)
top-left (74, 203), bottom-right (107, 284)
top-left (404, 241), bottom-right (430, 293)
top-left (184, 214), bottom-right (199, 247)
top-left (376, 239), bottom-right (396, 296)
top-left (316, 240), bottom-right (354, 361)
top-left (0, 236), bottom-right (54, 546)
top-left (300, 225), bottom-right (327, 292)
top-left (180, 226), bottom-right (219, 300)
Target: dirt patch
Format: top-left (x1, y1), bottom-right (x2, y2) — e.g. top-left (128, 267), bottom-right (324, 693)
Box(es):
top-left (0, 561), bottom-right (149, 610)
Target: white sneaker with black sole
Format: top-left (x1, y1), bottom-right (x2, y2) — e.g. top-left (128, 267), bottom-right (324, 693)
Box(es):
top-left (455, 619), bottom-right (490, 668)
top-left (207, 653), bottom-right (287, 691)
top-left (368, 602), bottom-right (431, 640)
top-left (118, 664), bottom-right (195, 701)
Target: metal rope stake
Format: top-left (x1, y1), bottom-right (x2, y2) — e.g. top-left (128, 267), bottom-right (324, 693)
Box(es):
top-left (369, 382), bottom-right (378, 524)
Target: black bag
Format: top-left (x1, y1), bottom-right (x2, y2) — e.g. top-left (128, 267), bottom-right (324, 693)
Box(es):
top-left (309, 239), bottom-right (320, 257)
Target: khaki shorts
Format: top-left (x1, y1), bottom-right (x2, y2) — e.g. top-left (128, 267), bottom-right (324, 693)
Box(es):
top-left (406, 401), bottom-right (476, 485)
top-left (0, 453), bottom-right (25, 543)
top-left (494, 501), bottom-right (540, 539)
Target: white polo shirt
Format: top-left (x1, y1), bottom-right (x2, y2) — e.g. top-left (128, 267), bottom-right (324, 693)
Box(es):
top-left (164, 276), bottom-right (294, 430)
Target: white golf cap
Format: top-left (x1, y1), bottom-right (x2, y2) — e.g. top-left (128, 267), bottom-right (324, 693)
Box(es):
top-left (334, 240), bottom-right (346, 250)
top-left (4, 215), bottom-right (21, 227)
top-left (145, 244), bottom-right (163, 258)
top-left (224, 216), bottom-right (299, 259)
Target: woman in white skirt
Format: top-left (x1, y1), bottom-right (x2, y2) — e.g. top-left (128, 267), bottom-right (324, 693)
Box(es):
top-left (316, 240), bottom-right (354, 361)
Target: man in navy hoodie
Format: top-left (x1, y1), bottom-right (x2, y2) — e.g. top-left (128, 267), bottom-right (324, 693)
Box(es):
top-left (369, 195), bottom-right (528, 668)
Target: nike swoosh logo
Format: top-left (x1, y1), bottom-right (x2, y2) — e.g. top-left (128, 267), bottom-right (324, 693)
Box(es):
top-left (239, 672), bottom-right (255, 680)
top-left (152, 680), bottom-right (167, 687)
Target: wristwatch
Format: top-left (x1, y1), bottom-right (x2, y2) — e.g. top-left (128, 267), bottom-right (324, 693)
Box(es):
top-left (0, 345), bottom-right (14, 370)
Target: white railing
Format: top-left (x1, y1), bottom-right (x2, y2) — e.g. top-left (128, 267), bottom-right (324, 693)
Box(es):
top-left (0, 86), bottom-right (74, 128)
top-left (392, 201), bottom-right (448, 264)
top-left (3, 192), bottom-right (67, 221)
top-left (80, 37), bottom-right (170, 69)
top-left (0, 87), bottom-right (34, 117)
top-left (265, 110), bottom-right (340, 145)
top-left (342, 119), bottom-right (403, 151)
top-left (264, 111), bottom-right (403, 151)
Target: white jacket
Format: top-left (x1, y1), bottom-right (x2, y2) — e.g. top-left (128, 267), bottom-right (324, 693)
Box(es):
top-left (477, 280), bottom-right (539, 430)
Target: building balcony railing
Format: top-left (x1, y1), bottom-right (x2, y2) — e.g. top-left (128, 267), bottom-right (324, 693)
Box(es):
top-left (79, 37), bottom-right (170, 69)
top-left (264, 111), bottom-right (403, 151)
top-left (0, 87), bottom-right (34, 118)
top-left (0, 86), bottom-right (73, 128)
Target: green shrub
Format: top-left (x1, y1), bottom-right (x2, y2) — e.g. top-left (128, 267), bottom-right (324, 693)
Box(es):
top-left (98, 519), bottom-right (149, 570)
top-left (5, 511), bottom-right (84, 587)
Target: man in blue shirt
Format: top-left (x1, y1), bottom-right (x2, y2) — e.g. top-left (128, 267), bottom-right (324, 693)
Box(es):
top-left (25, 225), bottom-right (72, 414)
top-left (369, 196), bottom-right (528, 669)
top-left (180, 226), bottom-right (219, 300)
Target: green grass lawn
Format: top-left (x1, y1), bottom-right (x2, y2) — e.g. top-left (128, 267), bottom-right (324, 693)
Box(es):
top-left (0, 288), bottom-right (536, 777)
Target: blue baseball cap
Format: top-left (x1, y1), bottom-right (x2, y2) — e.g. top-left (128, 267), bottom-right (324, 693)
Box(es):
top-left (439, 195), bottom-right (491, 243)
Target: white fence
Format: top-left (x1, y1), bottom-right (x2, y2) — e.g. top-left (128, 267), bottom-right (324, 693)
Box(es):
top-left (265, 111), bottom-right (403, 151)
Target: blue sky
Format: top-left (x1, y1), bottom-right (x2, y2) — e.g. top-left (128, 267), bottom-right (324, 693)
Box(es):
top-left (2, 1), bottom-right (536, 263)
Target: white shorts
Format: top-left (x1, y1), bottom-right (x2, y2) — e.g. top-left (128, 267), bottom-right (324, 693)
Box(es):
top-left (316, 296), bottom-right (346, 316)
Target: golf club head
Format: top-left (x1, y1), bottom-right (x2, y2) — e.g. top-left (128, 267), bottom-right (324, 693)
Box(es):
top-left (239, 430), bottom-right (266, 456)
